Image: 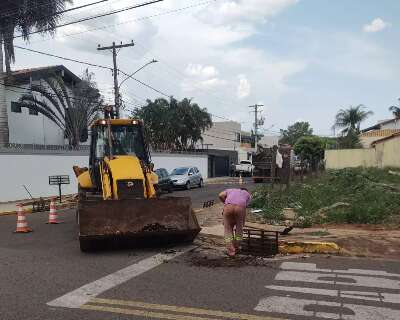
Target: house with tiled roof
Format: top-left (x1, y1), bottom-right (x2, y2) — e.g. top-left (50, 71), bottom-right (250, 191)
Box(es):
top-left (359, 118), bottom-right (400, 148)
top-left (4, 65), bottom-right (80, 145)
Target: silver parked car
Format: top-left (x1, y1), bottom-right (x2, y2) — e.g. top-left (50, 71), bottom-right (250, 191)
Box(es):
top-left (170, 166), bottom-right (203, 190)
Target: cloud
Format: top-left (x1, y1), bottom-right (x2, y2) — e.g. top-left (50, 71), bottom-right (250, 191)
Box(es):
top-left (185, 64), bottom-right (219, 78)
top-left (201, 0), bottom-right (298, 25)
top-left (237, 75), bottom-right (251, 98)
top-left (14, 0), bottom-right (302, 130)
top-left (363, 18), bottom-right (388, 33)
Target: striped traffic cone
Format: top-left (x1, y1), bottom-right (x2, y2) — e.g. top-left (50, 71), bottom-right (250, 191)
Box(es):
top-left (47, 199), bottom-right (60, 224)
top-left (14, 205), bottom-right (33, 233)
top-left (239, 173), bottom-right (243, 185)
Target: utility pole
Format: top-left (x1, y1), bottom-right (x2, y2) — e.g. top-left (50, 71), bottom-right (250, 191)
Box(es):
top-left (249, 104), bottom-right (264, 146)
top-left (97, 41), bottom-right (134, 118)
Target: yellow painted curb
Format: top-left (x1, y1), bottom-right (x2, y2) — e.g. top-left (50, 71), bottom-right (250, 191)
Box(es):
top-left (279, 241), bottom-right (341, 254)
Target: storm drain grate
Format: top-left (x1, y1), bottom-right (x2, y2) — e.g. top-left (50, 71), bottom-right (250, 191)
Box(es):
top-left (203, 200), bottom-right (215, 208)
top-left (240, 228), bottom-right (279, 257)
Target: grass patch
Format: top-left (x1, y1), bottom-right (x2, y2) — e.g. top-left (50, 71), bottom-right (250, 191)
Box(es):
top-left (251, 167), bottom-right (400, 226)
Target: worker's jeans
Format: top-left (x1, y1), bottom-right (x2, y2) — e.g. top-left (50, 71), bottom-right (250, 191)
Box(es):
top-left (223, 204), bottom-right (246, 253)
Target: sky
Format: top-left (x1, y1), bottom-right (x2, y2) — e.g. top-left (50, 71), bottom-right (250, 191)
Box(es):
top-left (11, 0), bottom-right (400, 135)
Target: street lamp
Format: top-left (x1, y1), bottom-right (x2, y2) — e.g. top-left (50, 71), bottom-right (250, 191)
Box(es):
top-left (119, 59), bottom-right (158, 89)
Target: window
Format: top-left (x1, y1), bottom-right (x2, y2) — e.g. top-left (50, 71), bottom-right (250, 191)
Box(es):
top-left (11, 102), bottom-right (22, 113)
top-left (29, 109), bottom-right (38, 116)
top-left (94, 125), bottom-right (147, 161)
top-left (194, 167), bottom-right (199, 173)
top-left (171, 167), bottom-right (189, 175)
top-left (188, 168), bottom-right (194, 175)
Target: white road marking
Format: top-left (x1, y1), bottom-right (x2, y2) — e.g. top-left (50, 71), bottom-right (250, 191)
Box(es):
top-left (47, 246), bottom-right (194, 309)
top-left (255, 296), bottom-right (400, 320)
top-left (281, 262), bottom-right (400, 278)
top-left (265, 285), bottom-right (400, 303)
top-left (275, 270), bottom-right (400, 289)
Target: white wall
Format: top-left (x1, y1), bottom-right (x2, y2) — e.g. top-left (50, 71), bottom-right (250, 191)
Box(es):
top-left (0, 153), bottom-right (88, 202)
top-left (0, 152), bottom-right (208, 202)
top-left (152, 153), bottom-right (208, 179)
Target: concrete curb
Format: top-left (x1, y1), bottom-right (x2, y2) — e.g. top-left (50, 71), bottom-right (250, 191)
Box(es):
top-left (279, 241), bottom-right (341, 255)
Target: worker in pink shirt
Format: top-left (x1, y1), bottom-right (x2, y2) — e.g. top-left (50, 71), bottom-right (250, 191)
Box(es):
top-left (218, 187), bottom-right (252, 256)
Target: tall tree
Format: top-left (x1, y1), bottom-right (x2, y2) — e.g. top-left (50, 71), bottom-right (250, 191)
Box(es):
top-left (19, 69), bottom-right (103, 147)
top-left (132, 97), bottom-right (212, 150)
top-left (334, 105), bottom-right (373, 135)
top-left (0, 0), bottom-right (72, 145)
top-left (279, 121), bottom-right (313, 146)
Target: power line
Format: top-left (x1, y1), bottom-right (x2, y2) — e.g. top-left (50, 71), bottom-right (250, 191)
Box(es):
top-left (10, 1), bottom-right (238, 123)
top-left (202, 133), bottom-right (238, 142)
top-left (0, 0), bottom-right (110, 20)
top-left (19, 0), bottom-right (215, 45)
top-left (118, 69), bottom-right (171, 98)
top-left (1, 82), bottom-right (104, 104)
top-left (13, 0), bottom-right (164, 39)
top-left (14, 46), bottom-right (112, 70)
top-left (13, 43), bottom-right (241, 124)
top-left (14, 43), bottom-right (175, 101)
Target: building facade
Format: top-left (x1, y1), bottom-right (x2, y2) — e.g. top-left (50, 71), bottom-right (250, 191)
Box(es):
top-left (360, 118), bottom-right (400, 148)
top-left (4, 65), bottom-right (80, 146)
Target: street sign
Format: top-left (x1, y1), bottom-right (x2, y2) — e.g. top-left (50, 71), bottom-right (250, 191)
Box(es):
top-left (49, 175), bottom-right (70, 203)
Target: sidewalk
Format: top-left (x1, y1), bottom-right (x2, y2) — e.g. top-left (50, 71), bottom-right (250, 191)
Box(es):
top-left (0, 195), bottom-right (76, 216)
top-left (205, 176), bottom-right (248, 185)
top-left (195, 204), bottom-right (400, 259)
top-left (0, 201), bottom-right (30, 215)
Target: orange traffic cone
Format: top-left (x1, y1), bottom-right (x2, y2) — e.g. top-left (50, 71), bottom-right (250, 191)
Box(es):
top-left (47, 199), bottom-right (60, 224)
top-left (239, 174), bottom-right (243, 185)
top-left (14, 205), bottom-right (32, 233)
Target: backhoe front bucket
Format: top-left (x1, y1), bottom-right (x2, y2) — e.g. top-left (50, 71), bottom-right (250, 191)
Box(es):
top-left (77, 197), bottom-right (200, 251)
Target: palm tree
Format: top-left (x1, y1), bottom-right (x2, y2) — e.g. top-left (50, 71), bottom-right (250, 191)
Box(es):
top-left (389, 99), bottom-right (400, 119)
top-left (334, 105), bottom-right (373, 135)
top-left (19, 70), bottom-right (103, 147)
top-left (0, 0), bottom-right (72, 145)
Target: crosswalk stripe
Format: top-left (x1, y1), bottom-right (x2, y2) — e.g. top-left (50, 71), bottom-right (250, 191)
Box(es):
top-left (47, 246), bottom-right (194, 308)
top-left (87, 298), bottom-right (286, 320)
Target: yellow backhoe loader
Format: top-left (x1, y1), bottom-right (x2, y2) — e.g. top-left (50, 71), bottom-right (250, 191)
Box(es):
top-left (73, 118), bottom-right (200, 251)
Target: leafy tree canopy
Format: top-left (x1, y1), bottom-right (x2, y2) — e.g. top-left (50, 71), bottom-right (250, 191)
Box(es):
top-left (294, 136), bottom-right (325, 161)
top-left (337, 130), bottom-right (362, 149)
top-left (132, 97), bottom-right (212, 151)
top-left (279, 121), bottom-right (313, 146)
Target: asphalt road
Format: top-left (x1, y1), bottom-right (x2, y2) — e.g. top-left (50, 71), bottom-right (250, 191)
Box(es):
top-left (164, 177), bottom-right (256, 209)
top-left (1, 179), bottom-right (400, 320)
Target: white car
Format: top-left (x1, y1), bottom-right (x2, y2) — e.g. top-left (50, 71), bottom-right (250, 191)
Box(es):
top-left (234, 160), bottom-right (254, 176)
